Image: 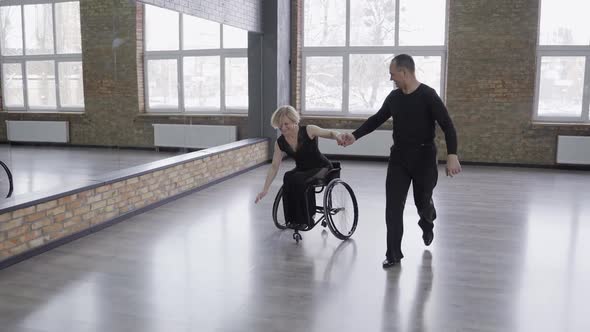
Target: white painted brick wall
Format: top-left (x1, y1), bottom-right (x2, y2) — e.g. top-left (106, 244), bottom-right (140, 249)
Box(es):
top-left (137, 0), bottom-right (261, 32)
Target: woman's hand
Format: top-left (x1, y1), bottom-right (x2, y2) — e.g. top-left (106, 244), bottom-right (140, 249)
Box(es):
top-left (255, 190), bottom-right (268, 203)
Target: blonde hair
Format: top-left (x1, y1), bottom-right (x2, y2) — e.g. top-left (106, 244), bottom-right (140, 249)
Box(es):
top-left (270, 105), bottom-right (300, 129)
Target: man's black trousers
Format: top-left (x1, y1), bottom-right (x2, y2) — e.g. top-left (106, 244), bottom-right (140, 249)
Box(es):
top-left (385, 144), bottom-right (438, 260)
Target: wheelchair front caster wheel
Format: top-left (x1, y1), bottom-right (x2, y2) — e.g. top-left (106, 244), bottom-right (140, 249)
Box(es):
top-left (293, 232), bottom-right (302, 243)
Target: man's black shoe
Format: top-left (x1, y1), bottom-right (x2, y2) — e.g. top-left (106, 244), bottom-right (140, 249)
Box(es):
top-left (422, 230), bottom-right (434, 246)
top-left (382, 258), bottom-right (400, 268)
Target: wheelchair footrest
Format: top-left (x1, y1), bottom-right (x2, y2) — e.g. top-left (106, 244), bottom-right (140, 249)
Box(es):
top-left (287, 223), bottom-right (310, 231)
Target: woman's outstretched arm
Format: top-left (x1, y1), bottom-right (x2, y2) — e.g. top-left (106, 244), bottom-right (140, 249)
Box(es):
top-left (255, 141), bottom-right (284, 203)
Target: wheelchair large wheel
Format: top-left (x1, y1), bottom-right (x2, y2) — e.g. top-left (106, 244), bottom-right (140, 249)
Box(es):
top-left (323, 179), bottom-right (358, 240)
top-left (0, 160), bottom-right (13, 198)
top-left (272, 186), bottom-right (288, 230)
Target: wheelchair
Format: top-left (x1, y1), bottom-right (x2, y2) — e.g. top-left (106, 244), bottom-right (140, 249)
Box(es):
top-left (0, 160), bottom-right (13, 198)
top-left (272, 162), bottom-right (358, 243)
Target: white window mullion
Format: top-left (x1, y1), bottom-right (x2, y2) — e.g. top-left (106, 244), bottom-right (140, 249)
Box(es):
top-left (20, 4), bottom-right (26, 55)
top-left (345, 0), bottom-right (350, 48)
top-left (220, 24), bottom-right (225, 113)
top-left (20, 5), bottom-right (29, 111)
top-left (143, 5), bottom-right (150, 113)
top-left (221, 55), bottom-right (226, 113)
top-left (54, 60), bottom-right (61, 108)
top-left (178, 14), bottom-right (184, 112)
top-left (444, 0), bottom-right (450, 47)
top-left (179, 13), bottom-right (184, 51)
top-left (144, 56), bottom-right (150, 112)
top-left (582, 56), bottom-right (590, 121)
top-left (21, 60), bottom-right (30, 111)
top-left (342, 53), bottom-right (349, 114)
top-left (52, 2), bottom-right (57, 53)
top-left (538, 48), bottom-right (590, 56)
top-left (178, 56), bottom-right (184, 113)
top-left (533, 54), bottom-right (542, 121)
top-left (395, 0), bottom-right (400, 46)
top-left (302, 56), bottom-right (307, 113)
top-left (53, 2), bottom-right (60, 108)
top-left (342, 0), bottom-right (350, 114)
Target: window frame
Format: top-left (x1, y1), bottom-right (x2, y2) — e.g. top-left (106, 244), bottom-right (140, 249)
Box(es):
top-left (533, 49), bottom-right (590, 123)
top-left (143, 5), bottom-right (248, 114)
top-left (0, 0), bottom-right (83, 112)
top-left (534, 0), bottom-right (590, 123)
top-left (534, 0), bottom-right (590, 124)
top-left (301, 0), bottom-right (449, 117)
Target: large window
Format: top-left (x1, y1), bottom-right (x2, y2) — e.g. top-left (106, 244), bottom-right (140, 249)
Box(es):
top-left (144, 5), bottom-right (248, 113)
top-left (0, 1), bottom-right (84, 111)
top-left (535, 0), bottom-right (590, 123)
top-left (302, 0), bottom-right (447, 115)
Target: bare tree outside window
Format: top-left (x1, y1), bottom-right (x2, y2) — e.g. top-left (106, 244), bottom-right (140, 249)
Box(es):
top-left (24, 4), bottom-right (54, 55)
top-left (349, 54), bottom-right (392, 112)
top-left (0, 6), bottom-right (23, 56)
top-left (302, 0), bottom-right (446, 115)
top-left (304, 0), bottom-right (345, 46)
top-left (350, 0), bottom-right (395, 46)
top-left (305, 56), bottom-right (343, 111)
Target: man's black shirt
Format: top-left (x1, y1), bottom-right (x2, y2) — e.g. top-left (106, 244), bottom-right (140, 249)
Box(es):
top-left (352, 83), bottom-right (458, 155)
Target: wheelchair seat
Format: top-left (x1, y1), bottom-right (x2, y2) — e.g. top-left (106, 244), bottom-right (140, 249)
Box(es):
top-left (307, 161), bottom-right (341, 187)
top-left (272, 160), bottom-right (358, 242)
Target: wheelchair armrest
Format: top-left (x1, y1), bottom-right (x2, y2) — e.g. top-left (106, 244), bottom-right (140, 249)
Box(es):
top-left (326, 161), bottom-right (341, 180)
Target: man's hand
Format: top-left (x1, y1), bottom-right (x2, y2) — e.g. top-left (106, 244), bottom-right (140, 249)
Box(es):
top-left (446, 154), bottom-right (462, 177)
top-left (337, 133), bottom-right (356, 147)
top-left (255, 190), bottom-right (268, 203)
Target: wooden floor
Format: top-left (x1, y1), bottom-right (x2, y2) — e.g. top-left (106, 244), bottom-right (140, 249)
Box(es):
top-left (0, 160), bottom-right (589, 331)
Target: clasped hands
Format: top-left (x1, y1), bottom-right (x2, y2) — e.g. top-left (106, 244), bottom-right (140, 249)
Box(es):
top-left (336, 133), bottom-right (356, 147)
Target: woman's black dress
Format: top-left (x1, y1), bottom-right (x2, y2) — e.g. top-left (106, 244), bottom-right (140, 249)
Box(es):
top-left (277, 126), bottom-right (332, 227)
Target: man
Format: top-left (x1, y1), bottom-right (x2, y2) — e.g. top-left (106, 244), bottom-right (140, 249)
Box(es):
top-left (338, 54), bottom-right (461, 268)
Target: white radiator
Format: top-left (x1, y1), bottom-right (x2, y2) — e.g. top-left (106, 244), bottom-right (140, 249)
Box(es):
top-left (319, 129), bottom-right (391, 157)
top-left (556, 135), bottom-right (590, 165)
top-left (153, 124), bottom-right (237, 149)
top-left (6, 120), bottom-right (69, 143)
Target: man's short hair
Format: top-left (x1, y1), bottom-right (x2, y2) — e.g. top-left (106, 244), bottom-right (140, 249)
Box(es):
top-left (392, 54), bottom-right (415, 73)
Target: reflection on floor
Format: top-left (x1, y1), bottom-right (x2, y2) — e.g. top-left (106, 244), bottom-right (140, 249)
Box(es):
top-left (0, 160), bottom-right (589, 331)
top-left (0, 145), bottom-right (181, 199)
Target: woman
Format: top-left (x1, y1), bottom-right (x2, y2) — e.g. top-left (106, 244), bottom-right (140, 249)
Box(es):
top-left (255, 105), bottom-right (342, 227)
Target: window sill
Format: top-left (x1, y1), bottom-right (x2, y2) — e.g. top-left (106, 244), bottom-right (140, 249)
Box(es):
top-left (530, 121), bottom-right (590, 130)
top-left (302, 114), bottom-right (392, 122)
top-left (138, 112), bottom-right (247, 116)
top-left (0, 110), bottom-right (85, 115)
